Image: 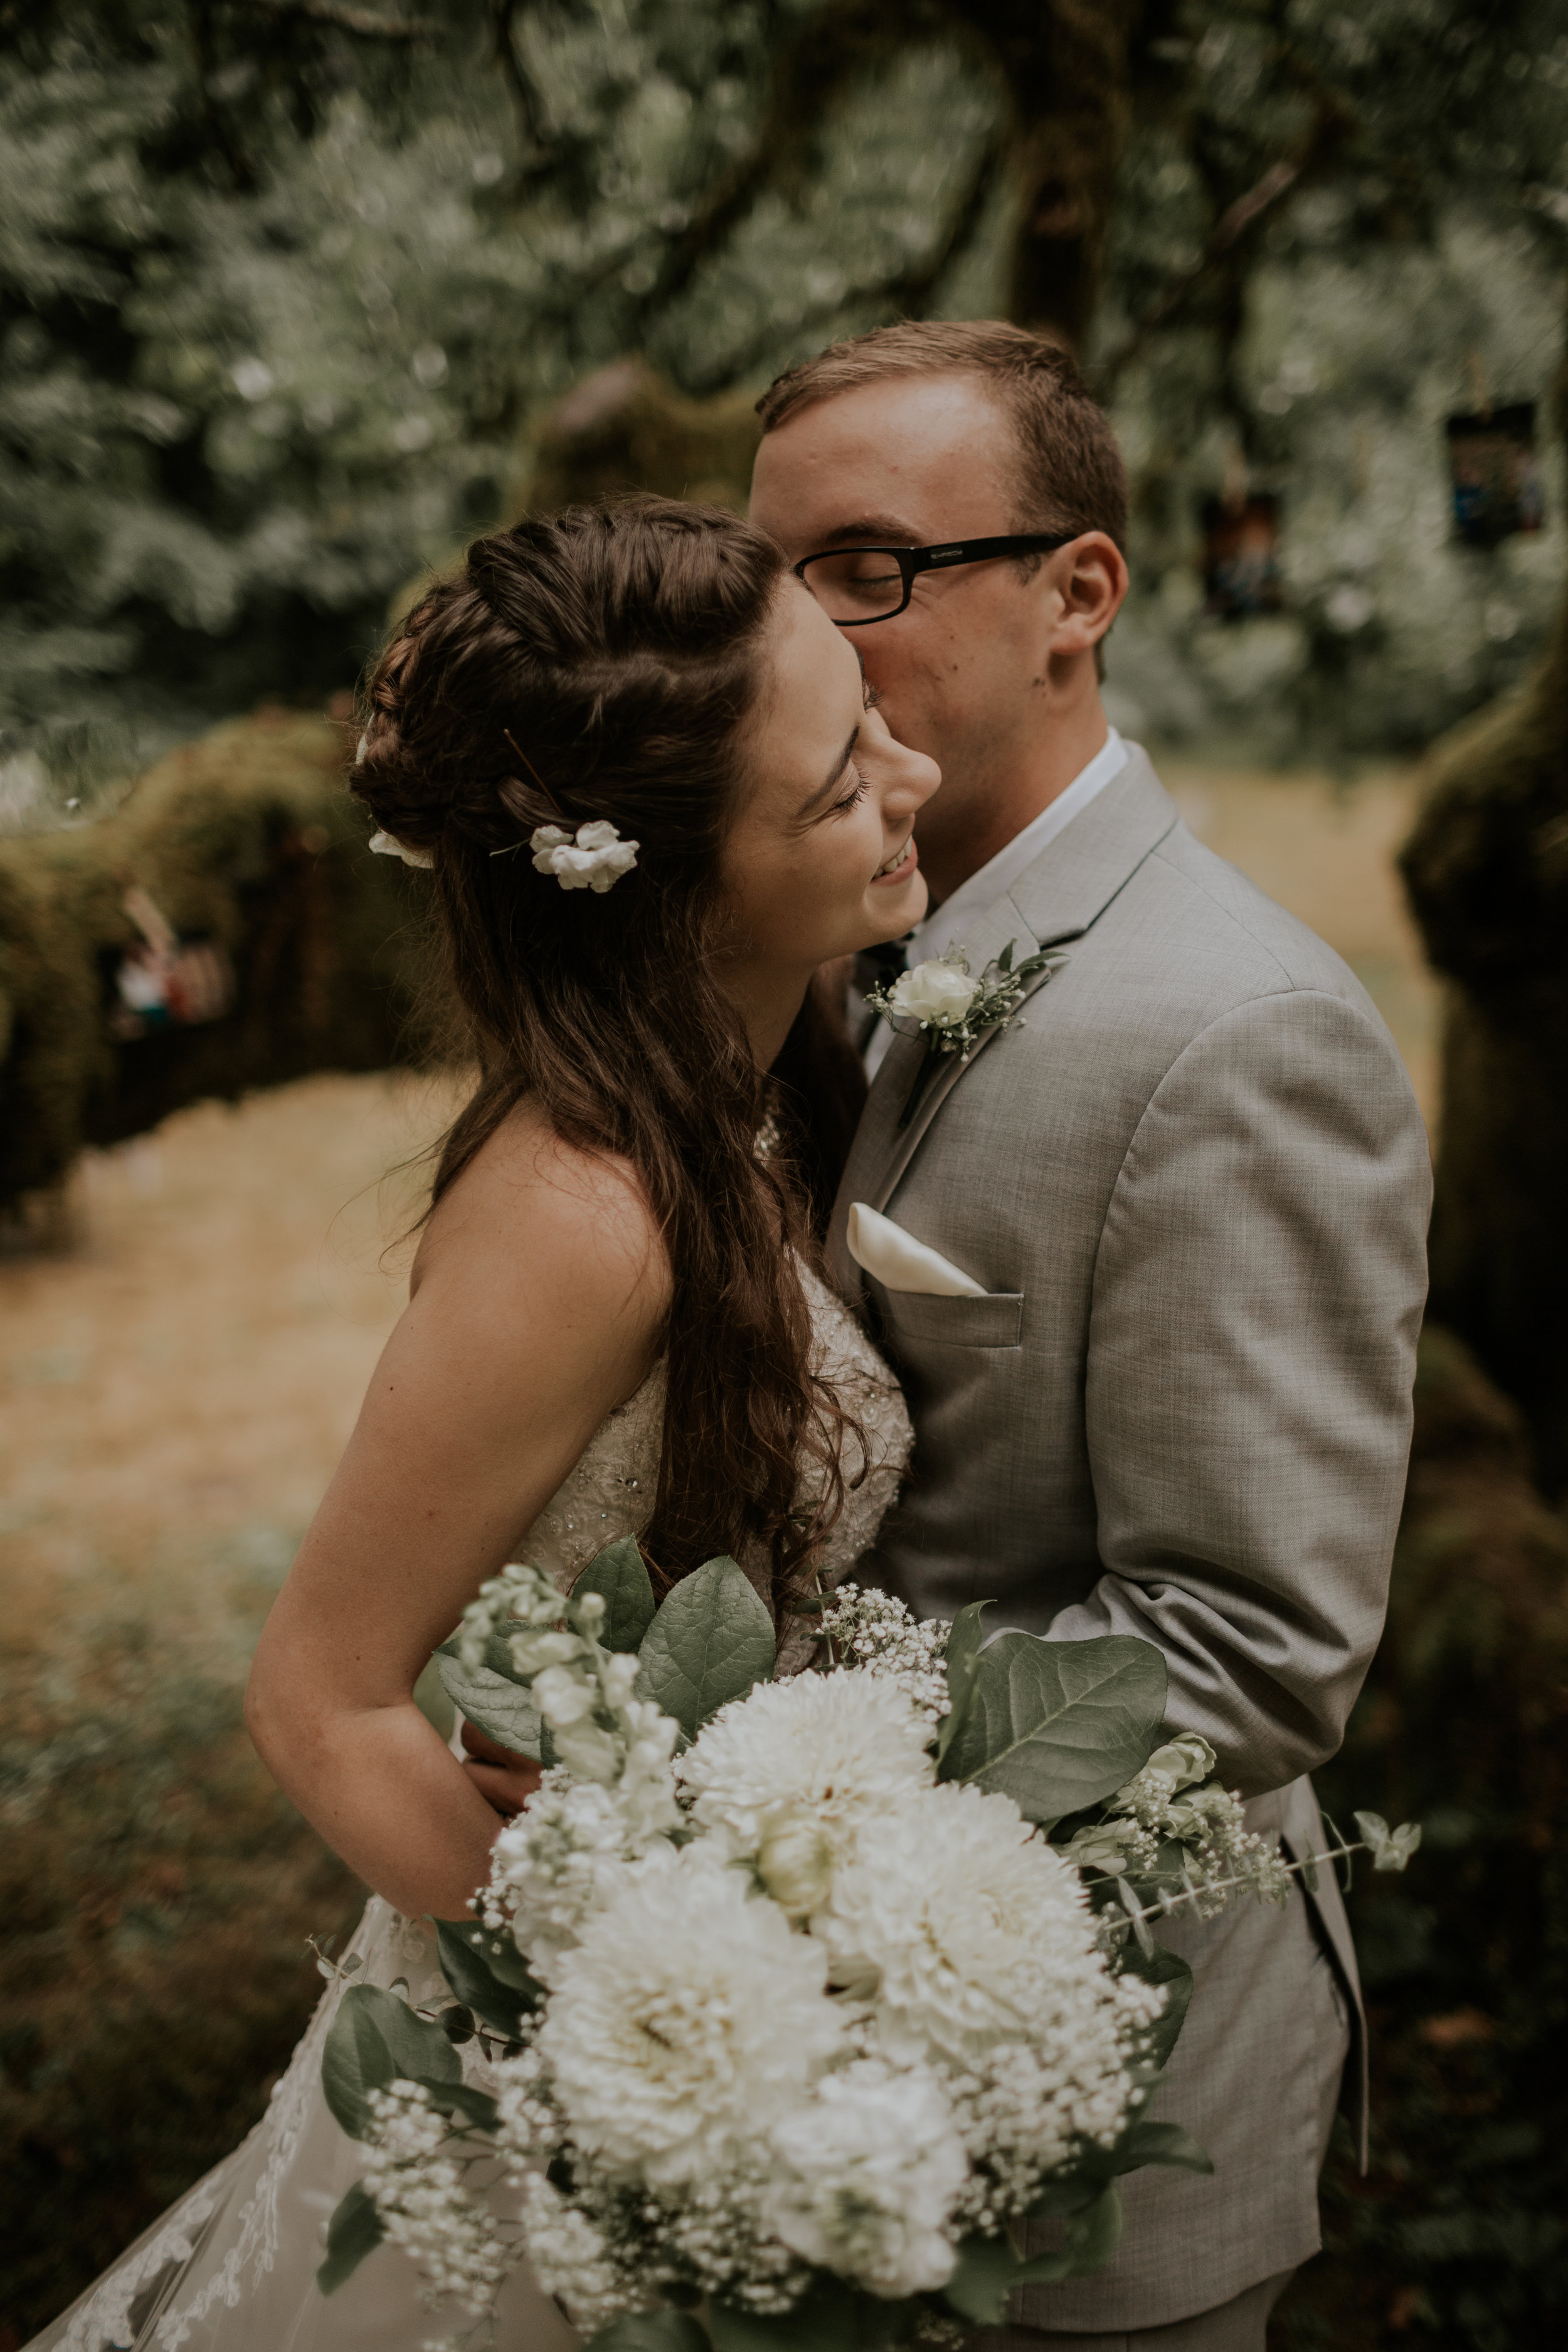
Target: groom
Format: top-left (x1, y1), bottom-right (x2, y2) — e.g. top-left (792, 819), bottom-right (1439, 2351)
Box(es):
top-left (748, 322), bottom-right (1430, 2349)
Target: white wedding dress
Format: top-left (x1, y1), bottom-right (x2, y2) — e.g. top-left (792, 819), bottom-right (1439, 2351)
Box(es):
top-left (31, 1263), bottom-right (913, 2352)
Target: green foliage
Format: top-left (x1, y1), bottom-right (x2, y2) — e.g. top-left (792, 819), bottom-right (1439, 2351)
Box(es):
top-left (1115, 1941), bottom-right (1195, 2074)
top-left (937, 1631), bottom-right (1168, 1827)
top-left (634, 1553), bottom-right (776, 1739)
top-left (433, 1638), bottom-right (545, 1757)
top-left (0, 1620), bottom-right (362, 2342)
top-left (432, 1915), bottom-right (541, 2037)
top-left (0, 706), bottom-right (430, 1205)
top-left (585, 2316), bottom-right (714, 2352)
top-left (1275, 1324), bottom-right (1568, 2349)
top-left (573, 1534), bottom-right (658, 1654)
top-left (317, 2178), bottom-right (384, 2297)
top-left (9, 1), bottom-right (1568, 796)
top-left (320, 1979), bottom-right (460, 2139)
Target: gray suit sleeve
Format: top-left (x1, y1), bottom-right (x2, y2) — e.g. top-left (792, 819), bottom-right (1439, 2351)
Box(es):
top-left (1046, 987), bottom-right (1431, 1795)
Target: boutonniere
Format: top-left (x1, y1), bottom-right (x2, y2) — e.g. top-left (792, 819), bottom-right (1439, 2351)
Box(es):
top-left (864, 938), bottom-right (1064, 1128)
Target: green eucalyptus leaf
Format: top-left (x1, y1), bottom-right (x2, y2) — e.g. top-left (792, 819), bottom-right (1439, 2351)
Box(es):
top-left (637, 1555), bottom-right (776, 1739)
top-left (433, 1652), bottom-right (544, 1759)
top-left (316, 2178), bottom-right (384, 2295)
top-left (935, 1597), bottom-right (990, 1764)
top-left (938, 1634), bottom-right (1168, 1824)
top-left (1115, 1943), bottom-right (1194, 2072)
top-left (433, 1918), bottom-right (542, 2034)
top-left (574, 1537), bottom-right (657, 1652)
top-left (320, 1983), bottom-right (460, 2141)
top-left (1111, 2118), bottom-right (1212, 2178)
top-left (583, 2314), bottom-right (712, 2352)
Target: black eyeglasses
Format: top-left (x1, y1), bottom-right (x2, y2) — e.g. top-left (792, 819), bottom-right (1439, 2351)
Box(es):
top-left (793, 533), bottom-right (1074, 625)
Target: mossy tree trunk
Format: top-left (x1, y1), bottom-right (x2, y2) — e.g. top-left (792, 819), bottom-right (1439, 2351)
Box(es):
top-left (1401, 600), bottom-right (1568, 1497)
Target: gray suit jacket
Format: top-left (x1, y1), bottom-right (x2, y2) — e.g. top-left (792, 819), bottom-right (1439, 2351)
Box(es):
top-left (828, 745), bottom-right (1430, 2328)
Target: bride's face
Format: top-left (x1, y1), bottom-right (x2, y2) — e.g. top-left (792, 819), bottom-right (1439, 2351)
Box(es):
top-left (719, 583), bottom-right (940, 975)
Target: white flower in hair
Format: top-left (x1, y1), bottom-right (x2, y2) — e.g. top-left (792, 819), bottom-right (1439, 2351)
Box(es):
top-left (530, 819), bottom-right (639, 893)
top-left (368, 829), bottom-right (434, 869)
top-left (357, 730), bottom-right (435, 867)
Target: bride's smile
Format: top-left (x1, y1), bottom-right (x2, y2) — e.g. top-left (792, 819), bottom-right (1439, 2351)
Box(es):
top-left (711, 578), bottom-right (940, 1066)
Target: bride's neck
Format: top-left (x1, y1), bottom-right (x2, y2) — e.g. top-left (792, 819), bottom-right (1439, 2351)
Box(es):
top-left (715, 958), bottom-right (809, 1073)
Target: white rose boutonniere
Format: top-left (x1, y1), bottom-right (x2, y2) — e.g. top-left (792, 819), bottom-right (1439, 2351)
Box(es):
top-left (886, 960), bottom-right (983, 1029)
top-left (866, 938), bottom-right (1064, 1128)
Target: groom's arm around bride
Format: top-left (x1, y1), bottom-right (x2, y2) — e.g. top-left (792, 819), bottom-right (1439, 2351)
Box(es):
top-left (751, 322), bottom-right (1431, 2351)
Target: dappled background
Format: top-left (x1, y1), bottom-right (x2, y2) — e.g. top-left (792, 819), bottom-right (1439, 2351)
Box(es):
top-left (3, 4), bottom-right (1567, 2347)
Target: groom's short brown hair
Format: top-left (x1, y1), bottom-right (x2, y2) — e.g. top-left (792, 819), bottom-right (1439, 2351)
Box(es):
top-left (755, 319), bottom-right (1129, 553)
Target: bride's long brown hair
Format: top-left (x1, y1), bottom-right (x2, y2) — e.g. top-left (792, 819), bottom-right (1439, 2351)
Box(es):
top-left (352, 499), bottom-right (866, 1596)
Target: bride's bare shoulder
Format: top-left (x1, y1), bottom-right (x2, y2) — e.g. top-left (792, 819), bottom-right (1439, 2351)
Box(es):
top-left (410, 1098), bottom-right (670, 1326)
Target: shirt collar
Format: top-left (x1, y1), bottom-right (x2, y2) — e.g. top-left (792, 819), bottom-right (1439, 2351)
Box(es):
top-left (906, 728), bottom-right (1128, 967)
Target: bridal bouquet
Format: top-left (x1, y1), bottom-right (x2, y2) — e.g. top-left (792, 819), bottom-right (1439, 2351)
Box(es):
top-left (315, 1550), bottom-right (1417, 2348)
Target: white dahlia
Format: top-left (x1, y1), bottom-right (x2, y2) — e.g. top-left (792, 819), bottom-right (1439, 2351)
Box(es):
top-left (674, 1671), bottom-right (933, 1904)
top-left (815, 1781), bottom-right (1140, 2079)
top-left (536, 1845), bottom-right (846, 2186)
top-left (765, 2059), bottom-right (966, 2298)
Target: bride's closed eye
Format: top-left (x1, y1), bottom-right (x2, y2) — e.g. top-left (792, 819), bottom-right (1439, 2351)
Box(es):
top-left (829, 768), bottom-right (869, 816)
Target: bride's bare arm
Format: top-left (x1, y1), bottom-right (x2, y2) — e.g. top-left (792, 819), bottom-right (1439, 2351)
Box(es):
top-left (245, 1106), bottom-right (670, 1921)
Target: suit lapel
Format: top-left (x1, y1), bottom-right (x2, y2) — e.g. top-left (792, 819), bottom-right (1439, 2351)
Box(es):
top-left (827, 748), bottom-right (1182, 1295)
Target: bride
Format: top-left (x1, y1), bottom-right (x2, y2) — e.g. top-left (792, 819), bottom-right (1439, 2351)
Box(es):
top-left (34, 497), bottom-right (936, 2351)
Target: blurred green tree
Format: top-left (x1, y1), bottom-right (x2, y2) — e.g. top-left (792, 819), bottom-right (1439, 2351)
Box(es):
top-left (8, 0), bottom-right (1568, 809)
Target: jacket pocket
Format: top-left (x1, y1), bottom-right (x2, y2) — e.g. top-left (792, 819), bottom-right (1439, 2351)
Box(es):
top-left (878, 1287), bottom-right (1025, 1350)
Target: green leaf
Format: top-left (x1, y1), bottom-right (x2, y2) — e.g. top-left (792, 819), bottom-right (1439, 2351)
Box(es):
top-left (316, 2179), bottom-right (384, 2296)
top-left (433, 1651), bottom-right (544, 1759)
top-left (575, 1537), bottom-right (657, 1652)
top-left (320, 1983), bottom-right (460, 2141)
top-left (938, 1634), bottom-right (1168, 1825)
top-left (433, 1917), bottom-right (542, 2035)
top-left (637, 1555), bottom-right (776, 1739)
top-left (584, 2315), bottom-right (713, 2352)
top-left (708, 2279), bottom-right (870, 2351)
top-left (1110, 2119), bottom-right (1212, 2178)
top-left (1010, 2183), bottom-right (1125, 2287)
top-left (407, 2074), bottom-right (500, 2129)
top-left (935, 1598), bottom-right (990, 1765)
top-left (1115, 1942), bottom-right (1194, 2071)
top-left (943, 2230), bottom-right (1026, 2324)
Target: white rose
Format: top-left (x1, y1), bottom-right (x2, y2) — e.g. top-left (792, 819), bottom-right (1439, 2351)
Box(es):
top-left (888, 960), bottom-right (981, 1027)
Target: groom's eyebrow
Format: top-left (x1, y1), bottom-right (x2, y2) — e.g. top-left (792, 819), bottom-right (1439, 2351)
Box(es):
top-left (816, 513), bottom-right (921, 547)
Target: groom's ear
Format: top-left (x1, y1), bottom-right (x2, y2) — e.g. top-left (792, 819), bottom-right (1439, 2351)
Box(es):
top-left (1042, 532), bottom-right (1129, 670)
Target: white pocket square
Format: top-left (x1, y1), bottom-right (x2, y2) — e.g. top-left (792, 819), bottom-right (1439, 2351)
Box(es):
top-left (846, 1202), bottom-right (986, 1297)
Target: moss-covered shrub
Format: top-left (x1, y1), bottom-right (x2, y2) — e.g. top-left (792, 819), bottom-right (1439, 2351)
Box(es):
top-left (1276, 1324), bottom-right (1568, 2351)
top-left (512, 356), bottom-right (762, 520)
top-left (1400, 611), bottom-right (1568, 1496)
top-left (0, 707), bottom-right (434, 1210)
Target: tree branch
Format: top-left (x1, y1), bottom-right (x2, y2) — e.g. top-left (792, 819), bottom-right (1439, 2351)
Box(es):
top-left (638, 0), bottom-right (903, 324)
top-left (490, 1), bottom-right (553, 171)
top-left (235, 0), bottom-right (440, 40)
top-left (1091, 99), bottom-right (1350, 397)
top-left (681, 120), bottom-right (1004, 395)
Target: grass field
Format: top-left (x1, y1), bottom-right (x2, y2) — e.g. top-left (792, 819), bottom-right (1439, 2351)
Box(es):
top-left (0, 765), bottom-right (1438, 2344)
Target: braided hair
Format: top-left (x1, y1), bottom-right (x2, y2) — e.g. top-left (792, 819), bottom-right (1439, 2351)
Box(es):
top-left (352, 497), bottom-right (864, 1595)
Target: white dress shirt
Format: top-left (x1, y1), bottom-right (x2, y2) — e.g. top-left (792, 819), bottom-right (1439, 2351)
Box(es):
top-left (864, 728), bottom-right (1128, 1076)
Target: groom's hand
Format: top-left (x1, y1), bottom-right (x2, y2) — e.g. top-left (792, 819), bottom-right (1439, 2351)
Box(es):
top-left (460, 1719), bottom-right (544, 1817)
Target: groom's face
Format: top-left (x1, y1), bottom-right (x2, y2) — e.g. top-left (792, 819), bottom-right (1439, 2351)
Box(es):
top-left (749, 372), bottom-right (1101, 882)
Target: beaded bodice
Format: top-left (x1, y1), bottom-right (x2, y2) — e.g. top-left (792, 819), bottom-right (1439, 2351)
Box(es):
top-left (517, 1259), bottom-right (912, 1651)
